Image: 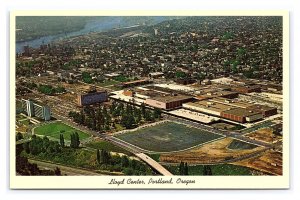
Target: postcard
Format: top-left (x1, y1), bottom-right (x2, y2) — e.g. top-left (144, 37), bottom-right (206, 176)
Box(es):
top-left (10, 10), bottom-right (289, 189)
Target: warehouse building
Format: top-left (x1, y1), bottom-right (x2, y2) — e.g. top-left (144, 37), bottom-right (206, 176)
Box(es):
top-left (195, 91), bottom-right (238, 100)
top-left (221, 108), bottom-right (263, 123)
top-left (183, 100), bottom-right (233, 116)
top-left (120, 79), bottom-right (153, 88)
top-left (232, 85), bottom-right (261, 93)
top-left (209, 97), bottom-right (253, 108)
top-left (145, 94), bottom-right (193, 110)
top-left (247, 104), bottom-right (277, 117)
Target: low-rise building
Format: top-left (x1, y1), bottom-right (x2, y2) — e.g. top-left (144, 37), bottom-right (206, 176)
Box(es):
top-left (232, 85), bottom-right (261, 93)
top-left (145, 94), bottom-right (193, 110)
top-left (221, 108), bottom-right (263, 123)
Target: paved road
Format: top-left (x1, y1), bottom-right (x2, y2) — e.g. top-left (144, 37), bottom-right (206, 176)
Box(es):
top-left (28, 159), bottom-right (104, 176)
top-left (135, 153), bottom-right (173, 176)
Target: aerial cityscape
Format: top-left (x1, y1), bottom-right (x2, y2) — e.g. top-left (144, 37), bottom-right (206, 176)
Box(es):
top-left (15, 16), bottom-right (283, 176)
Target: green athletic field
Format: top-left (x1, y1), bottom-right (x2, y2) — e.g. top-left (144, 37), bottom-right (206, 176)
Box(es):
top-left (34, 121), bottom-right (91, 140)
top-left (116, 121), bottom-right (223, 152)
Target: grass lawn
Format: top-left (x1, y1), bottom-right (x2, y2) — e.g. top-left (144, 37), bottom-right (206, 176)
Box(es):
top-left (164, 164), bottom-right (253, 176)
top-left (116, 121), bottom-right (223, 152)
top-left (147, 154), bottom-right (160, 162)
top-left (19, 119), bottom-right (31, 126)
top-left (85, 140), bottom-right (133, 155)
top-left (115, 123), bottom-right (125, 131)
top-left (34, 122), bottom-right (91, 141)
top-left (16, 114), bottom-right (27, 120)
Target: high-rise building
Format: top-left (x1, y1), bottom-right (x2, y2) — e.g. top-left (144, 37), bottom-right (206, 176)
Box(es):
top-left (21, 99), bottom-right (51, 121)
top-left (77, 90), bottom-right (108, 106)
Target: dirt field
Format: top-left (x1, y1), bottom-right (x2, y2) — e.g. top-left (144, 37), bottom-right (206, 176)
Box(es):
top-left (245, 128), bottom-right (282, 143)
top-left (233, 150), bottom-right (282, 175)
top-left (160, 137), bottom-right (265, 164)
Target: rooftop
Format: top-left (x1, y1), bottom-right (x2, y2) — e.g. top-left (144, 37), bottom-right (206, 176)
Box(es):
top-left (222, 107), bottom-right (261, 117)
top-left (184, 100), bottom-right (234, 113)
top-left (151, 94), bottom-right (192, 103)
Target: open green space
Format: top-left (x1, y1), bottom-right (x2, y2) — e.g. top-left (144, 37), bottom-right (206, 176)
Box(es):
top-left (85, 140), bottom-right (133, 155)
top-left (19, 119), bottom-right (31, 126)
top-left (164, 164), bottom-right (253, 176)
top-left (34, 122), bottom-right (91, 141)
top-left (116, 121), bottom-right (223, 152)
top-left (227, 139), bottom-right (258, 150)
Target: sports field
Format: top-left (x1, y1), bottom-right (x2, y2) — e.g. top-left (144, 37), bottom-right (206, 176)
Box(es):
top-left (116, 121), bottom-right (223, 152)
top-left (34, 122), bottom-right (91, 140)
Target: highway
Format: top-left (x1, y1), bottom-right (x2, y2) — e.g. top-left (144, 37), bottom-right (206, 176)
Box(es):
top-left (135, 153), bottom-right (173, 176)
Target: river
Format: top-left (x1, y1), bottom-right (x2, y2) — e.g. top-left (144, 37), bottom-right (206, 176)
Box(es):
top-left (16, 16), bottom-right (169, 53)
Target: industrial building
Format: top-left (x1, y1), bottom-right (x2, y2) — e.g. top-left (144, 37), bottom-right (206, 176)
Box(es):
top-left (183, 97), bottom-right (276, 123)
top-left (221, 108), bottom-right (263, 123)
top-left (195, 91), bottom-right (238, 100)
top-left (247, 104), bottom-right (277, 117)
top-left (77, 90), bottom-right (108, 106)
top-left (183, 100), bottom-right (233, 116)
top-left (120, 79), bottom-right (153, 88)
top-left (145, 94), bottom-right (193, 110)
top-left (232, 85), bottom-right (261, 93)
top-left (111, 83), bottom-right (277, 123)
top-left (21, 99), bottom-right (51, 121)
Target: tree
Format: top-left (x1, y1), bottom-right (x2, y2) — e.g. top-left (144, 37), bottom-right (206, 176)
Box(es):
top-left (70, 132), bottom-right (80, 148)
top-left (140, 103), bottom-right (146, 118)
top-left (96, 149), bottom-right (101, 164)
top-left (135, 109), bottom-right (142, 124)
top-left (153, 107), bottom-right (162, 119)
top-left (121, 155), bottom-right (130, 167)
top-left (203, 165), bottom-right (213, 175)
top-left (179, 161), bottom-right (185, 175)
top-left (121, 113), bottom-right (136, 129)
top-left (23, 142), bottom-right (30, 154)
top-left (197, 72), bottom-right (205, 84)
top-left (59, 133), bottom-right (65, 147)
top-left (54, 167), bottom-right (61, 176)
top-left (16, 132), bottom-right (23, 141)
top-left (100, 149), bottom-right (111, 164)
top-left (184, 162), bottom-right (189, 175)
top-left (144, 109), bottom-right (154, 122)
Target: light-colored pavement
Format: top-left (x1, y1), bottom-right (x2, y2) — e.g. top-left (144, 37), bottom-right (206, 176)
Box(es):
top-left (135, 153), bottom-right (173, 176)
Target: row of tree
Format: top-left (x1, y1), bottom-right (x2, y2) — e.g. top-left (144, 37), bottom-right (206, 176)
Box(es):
top-left (95, 149), bottom-right (153, 175)
top-left (23, 135), bottom-right (61, 155)
top-left (178, 162), bottom-right (213, 175)
top-left (178, 161), bottom-right (189, 175)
